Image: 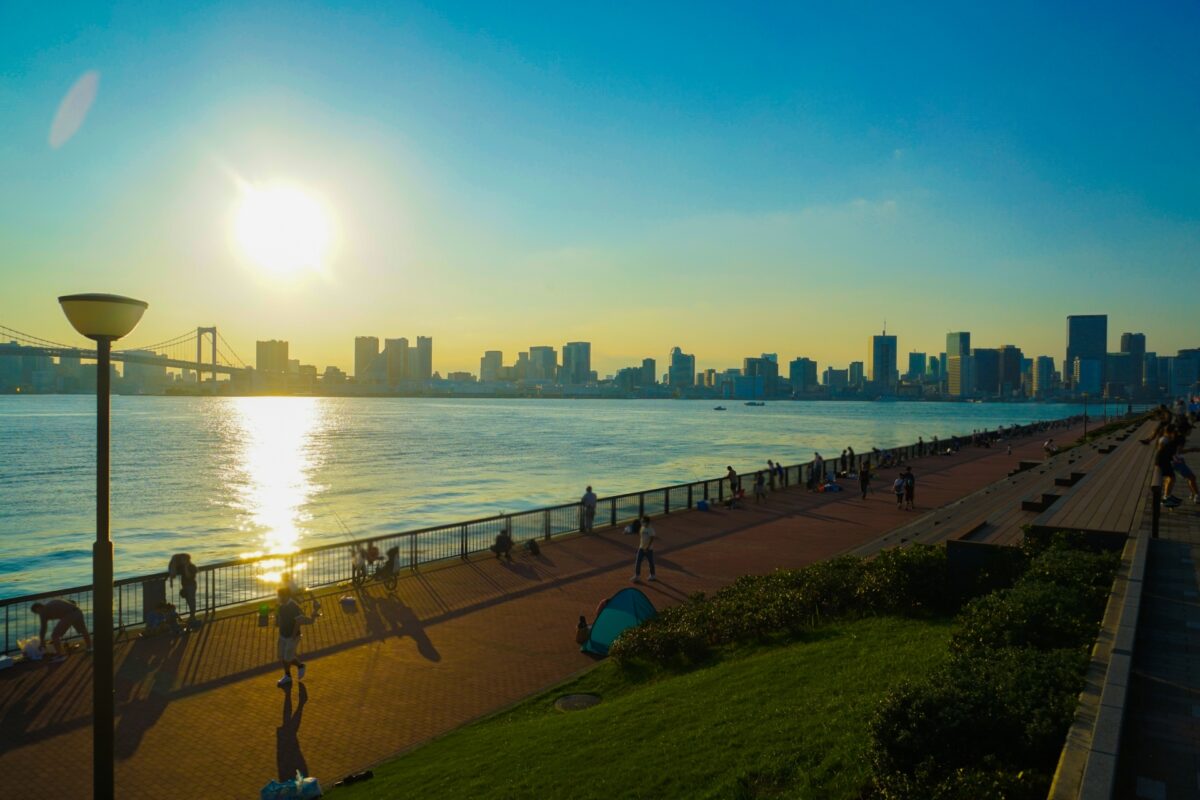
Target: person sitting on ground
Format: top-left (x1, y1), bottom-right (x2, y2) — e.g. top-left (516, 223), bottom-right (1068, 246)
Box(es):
top-left (1043, 438), bottom-right (1058, 455)
top-left (491, 528), bottom-right (514, 561)
top-left (524, 538), bottom-right (541, 556)
top-left (30, 599), bottom-right (91, 660)
top-left (575, 615), bottom-right (590, 645)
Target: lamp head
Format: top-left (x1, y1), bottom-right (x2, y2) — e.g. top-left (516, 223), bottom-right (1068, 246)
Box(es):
top-left (58, 293), bottom-right (148, 341)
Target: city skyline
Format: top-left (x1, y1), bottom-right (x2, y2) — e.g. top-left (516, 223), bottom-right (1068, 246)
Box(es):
top-left (2, 3), bottom-right (1199, 373)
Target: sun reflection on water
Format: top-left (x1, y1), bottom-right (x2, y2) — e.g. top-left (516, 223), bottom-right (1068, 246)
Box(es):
top-left (228, 398), bottom-right (326, 582)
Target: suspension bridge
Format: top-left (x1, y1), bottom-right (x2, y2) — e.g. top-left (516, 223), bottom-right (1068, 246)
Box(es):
top-left (0, 324), bottom-right (252, 382)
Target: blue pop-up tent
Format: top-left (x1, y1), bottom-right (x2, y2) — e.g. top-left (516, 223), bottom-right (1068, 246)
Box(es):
top-left (581, 587), bottom-right (657, 656)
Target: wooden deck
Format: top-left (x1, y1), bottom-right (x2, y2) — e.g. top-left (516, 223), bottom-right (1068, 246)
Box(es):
top-left (847, 419), bottom-right (1151, 557)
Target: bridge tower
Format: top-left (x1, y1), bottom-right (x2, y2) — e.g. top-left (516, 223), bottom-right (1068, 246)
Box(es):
top-left (196, 327), bottom-right (217, 384)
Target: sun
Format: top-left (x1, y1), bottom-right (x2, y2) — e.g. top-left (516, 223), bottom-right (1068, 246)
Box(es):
top-left (234, 184), bottom-right (332, 274)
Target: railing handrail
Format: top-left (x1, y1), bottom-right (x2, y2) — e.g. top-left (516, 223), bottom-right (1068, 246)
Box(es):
top-left (0, 414), bottom-right (1090, 613)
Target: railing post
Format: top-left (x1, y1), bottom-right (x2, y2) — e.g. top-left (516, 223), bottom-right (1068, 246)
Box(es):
top-left (718, 479), bottom-right (724, 502)
top-left (410, 536), bottom-right (417, 570)
top-left (665, 489), bottom-right (671, 515)
top-left (638, 493), bottom-right (645, 519)
top-left (461, 525), bottom-right (468, 559)
top-left (544, 509), bottom-right (551, 541)
top-left (703, 481), bottom-right (709, 501)
top-left (610, 498), bottom-right (617, 527)
top-left (687, 485), bottom-right (693, 509)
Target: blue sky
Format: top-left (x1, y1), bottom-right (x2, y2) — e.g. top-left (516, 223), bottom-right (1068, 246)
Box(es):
top-left (1, 1), bottom-right (1197, 374)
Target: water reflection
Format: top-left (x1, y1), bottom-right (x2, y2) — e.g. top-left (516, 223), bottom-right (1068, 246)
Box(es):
top-left (229, 398), bottom-right (326, 581)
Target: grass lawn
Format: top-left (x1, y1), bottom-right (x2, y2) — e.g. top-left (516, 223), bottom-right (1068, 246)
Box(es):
top-left (333, 615), bottom-right (954, 799)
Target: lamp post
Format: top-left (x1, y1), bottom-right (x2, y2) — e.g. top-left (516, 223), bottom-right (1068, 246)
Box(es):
top-left (58, 293), bottom-right (147, 799)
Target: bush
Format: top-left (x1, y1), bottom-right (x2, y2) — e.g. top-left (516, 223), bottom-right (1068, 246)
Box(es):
top-left (856, 545), bottom-right (951, 614)
top-left (868, 647), bottom-right (1088, 799)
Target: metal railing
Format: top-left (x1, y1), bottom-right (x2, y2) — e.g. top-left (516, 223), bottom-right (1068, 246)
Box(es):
top-left (0, 415), bottom-right (1085, 653)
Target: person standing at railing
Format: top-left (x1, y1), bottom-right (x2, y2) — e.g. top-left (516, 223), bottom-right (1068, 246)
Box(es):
top-left (766, 460), bottom-right (776, 490)
top-left (30, 599), bottom-right (91, 661)
top-left (726, 466), bottom-right (738, 497)
top-left (580, 486), bottom-right (598, 533)
top-left (168, 553), bottom-right (198, 626)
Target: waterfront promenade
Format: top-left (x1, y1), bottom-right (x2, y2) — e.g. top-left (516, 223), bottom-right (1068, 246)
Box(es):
top-left (0, 425), bottom-right (1084, 798)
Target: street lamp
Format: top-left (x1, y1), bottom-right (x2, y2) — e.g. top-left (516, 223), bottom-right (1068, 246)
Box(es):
top-left (58, 293), bottom-right (147, 799)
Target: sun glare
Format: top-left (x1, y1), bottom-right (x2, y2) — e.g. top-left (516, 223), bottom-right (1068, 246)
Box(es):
top-left (234, 184), bottom-right (332, 274)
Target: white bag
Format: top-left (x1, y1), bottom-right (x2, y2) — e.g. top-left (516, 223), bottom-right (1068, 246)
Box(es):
top-left (18, 637), bottom-right (43, 661)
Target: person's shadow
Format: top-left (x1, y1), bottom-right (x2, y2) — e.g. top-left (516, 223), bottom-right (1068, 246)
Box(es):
top-left (276, 683), bottom-right (308, 781)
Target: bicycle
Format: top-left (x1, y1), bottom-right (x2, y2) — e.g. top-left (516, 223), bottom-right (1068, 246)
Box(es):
top-left (351, 545), bottom-right (399, 591)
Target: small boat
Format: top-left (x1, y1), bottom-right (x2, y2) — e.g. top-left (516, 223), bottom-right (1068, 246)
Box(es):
top-left (713, 406), bottom-right (727, 411)
top-left (744, 401), bottom-right (765, 406)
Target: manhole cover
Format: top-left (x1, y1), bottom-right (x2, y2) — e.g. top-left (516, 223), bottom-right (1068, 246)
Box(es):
top-left (555, 694), bottom-right (601, 712)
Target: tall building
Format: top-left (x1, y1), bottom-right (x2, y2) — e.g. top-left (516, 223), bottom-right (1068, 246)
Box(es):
top-left (848, 361), bottom-right (865, 388)
top-left (257, 340), bottom-right (290, 374)
top-left (973, 348), bottom-right (1000, 395)
top-left (641, 358), bottom-right (656, 386)
top-left (1120, 332), bottom-right (1146, 359)
top-left (789, 357), bottom-right (818, 394)
top-left (743, 356), bottom-right (779, 396)
top-left (822, 367), bottom-right (849, 389)
top-left (1104, 352), bottom-right (1139, 395)
top-left (383, 337), bottom-right (410, 385)
top-left (527, 346), bottom-right (557, 381)
top-left (1073, 357), bottom-right (1103, 394)
top-left (997, 345), bottom-right (1024, 396)
top-left (415, 336), bottom-right (433, 380)
top-left (1065, 315), bottom-right (1107, 389)
top-left (1143, 352), bottom-right (1159, 393)
top-left (869, 330), bottom-right (898, 389)
top-left (667, 347), bottom-right (695, 387)
top-left (354, 336), bottom-right (379, 382)
top-left (561, 342), bottom-right (592, 385)
top-left (906, 352), bottom-right (926, 381)
top-left (480, 351), bottom-right (503, 383)
top-left (927, 355), bottom-right (941, 381)
top-left (1032, 356), bottom-right (1055, 397)
top-left (946, 332), bottom-right (972, 397)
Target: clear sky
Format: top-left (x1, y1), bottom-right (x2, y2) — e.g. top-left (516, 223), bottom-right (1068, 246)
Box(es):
top-left (2, 1), bottom-right (1197, 376)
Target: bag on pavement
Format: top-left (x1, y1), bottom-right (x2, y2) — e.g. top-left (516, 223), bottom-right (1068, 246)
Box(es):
top-left (18, 637), bottom-right (43, 661)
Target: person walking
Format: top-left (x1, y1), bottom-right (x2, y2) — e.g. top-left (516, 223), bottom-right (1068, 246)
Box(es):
top-left (632, 516), bottom-right (657, 582)
top-left (168, 553), bottom-right (198, 625)
top-left (893, 475), bottom-right (905, 509)
top-left (30, 599), bottom-right (91, 660)
top-left (580, 486), bottom-right (598, 533)
top-left (276, 587), bottom-right (313, 687)
top-left (903, 467), bottom-right (916, 510)
top-left (754, 471), bottom-right (767, 503)
top-left (859, 462), bottom-right (871, 499)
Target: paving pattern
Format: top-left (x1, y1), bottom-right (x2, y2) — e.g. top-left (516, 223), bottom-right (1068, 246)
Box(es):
top-left (0, 426), bottom-right (1083, 799)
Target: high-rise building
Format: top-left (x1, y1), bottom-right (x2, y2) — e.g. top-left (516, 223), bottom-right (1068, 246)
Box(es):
top-left (415, 336), bottom-right (433, 380)
top-left (354, 336), bottom-right (379, 382)
top-left (973, 348), bottom-right (1000, 395)
top-left (527, 346), bottom-right (557, 381)
top-left (870, 330), bottom-right (898, 389)
top-left (822, 367), bottom-right (849, 389)
top-left (641, 358), bottom-right (656, 386)
top-left (561, 342), bottom-right (592, 385)
top-left (1120, 332), bottom-right (1146, 359)
top-left (946, 332), bottom-right (972, 397)
top-left (1073, 357), bottom-right (1103, 394)
top-left (1032, 356), bottom-right (1055, 397)
top-left (848, 361), bottom-right (865, 388)
top-left (998, 345), bottom-right (1024, 396)
top-left (789, 357), bottom-right (818, 394)
top-left (927, 355), bottom-right (941, 380)
top-left (1066, 315), bottom-right (1107, 389)
top-left (257, 340), bottom-right (290, 374)
top-left (383, 337), bottom-right (410, 385)
top-left (906, 352), bottom-right (926, 381)
top-left (480, 351), bottom-right (503, 383)
top-left (1143, 352), bottom-right (1159, 393)
top-left (668, 347), bottom-right (695, 387)
top-left (1104, 352), bottom-right (1140, 394)
top-left (743, 356), bottom-right (779, 396)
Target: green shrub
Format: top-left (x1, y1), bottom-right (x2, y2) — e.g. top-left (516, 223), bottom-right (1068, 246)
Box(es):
top-left (857, 545), bottom-right (951, 614)
top-left (868, 647), bottom-right (1087, 799)
top-left (951, 581), bottom-right (1101, 655)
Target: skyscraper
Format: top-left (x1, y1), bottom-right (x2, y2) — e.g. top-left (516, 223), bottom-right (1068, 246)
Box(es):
top-left (870, 330), bottom-right (898, 389)
top-left (997, 345), bottom-right (1024, 396)
top-left (383, 337), bottom-right (409, 385)
top-left (480, 350), bottom-right (503, 383)
top-left (1032, 356), bottom-right (1055, 397)
top-left (946, 332), bottom-right (972, 397)
top-left (527, 346), bottom-right (557, 381)
top-left (641, 358), bottom-right (656, 386)
top-left (1065, 315), bottom-right (1107, 389)
top-left (354, 336), bottom-right (379, 382)
top-left (668, 347), bottom-right (695, 387)
top-left (973, 348), bottom-right (1000, 396)
top-left (848, 361), bottom-right (864, 388)
top-left (257, 339), bottom-right (290, 374)
top-left (906, 352), bottom-right (926, 381)
top-left (561, 342), bottom-right (592, 385)
top-left (743, 356), bottom-right (779, 396)
top-left (789, 357), bottom-right (818, 394)
top-left (415, 336), bottom-right (433, 380)
top-left (1121, 333), bottom-right (1146, 387)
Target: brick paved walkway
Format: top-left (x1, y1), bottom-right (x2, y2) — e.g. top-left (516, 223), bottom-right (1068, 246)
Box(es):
top-left (1117, 484), bottom-right (1200, 799)
top-left (0, 425), bottom-right (1082, 799)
